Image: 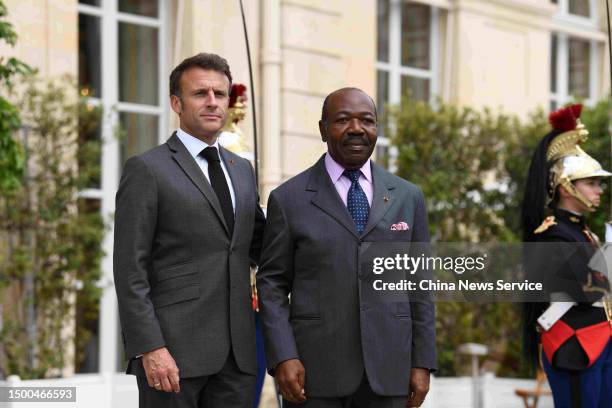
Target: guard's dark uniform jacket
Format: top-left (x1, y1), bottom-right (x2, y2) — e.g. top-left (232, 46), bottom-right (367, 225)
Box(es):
top-left (534, 208), bottom-right (610, 371)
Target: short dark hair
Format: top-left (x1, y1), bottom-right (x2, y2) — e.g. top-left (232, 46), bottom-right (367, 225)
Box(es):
top-left (320, 87), bottom-right (377, 122)
top-left (169, 53), bottom-right (232, 97)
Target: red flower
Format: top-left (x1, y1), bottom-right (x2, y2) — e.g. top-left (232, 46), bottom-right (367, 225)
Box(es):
top-left (229, 84), bottom-right (247, 108)
top-left (549, 104), bottom-right (582, 132)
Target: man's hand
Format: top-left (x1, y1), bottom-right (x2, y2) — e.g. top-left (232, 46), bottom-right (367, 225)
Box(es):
top-left (275, 358), bottom-right (306, 404)
top-left (142, 347), bottom-right (181, 393)
top-left (407, 368), bottom-right (430, 407)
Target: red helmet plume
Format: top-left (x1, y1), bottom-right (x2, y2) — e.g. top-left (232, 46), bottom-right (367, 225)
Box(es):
top-left (548, 104), bottom-right (582, 132)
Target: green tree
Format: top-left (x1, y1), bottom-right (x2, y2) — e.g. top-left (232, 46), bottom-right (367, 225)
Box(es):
top-left (0, 75), bottom-right (105, 378)
top-left (0, 0), bottom-right (33, 192)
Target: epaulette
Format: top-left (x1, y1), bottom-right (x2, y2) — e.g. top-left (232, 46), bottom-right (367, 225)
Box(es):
top-left (534, 216), bottom-right (557, 234)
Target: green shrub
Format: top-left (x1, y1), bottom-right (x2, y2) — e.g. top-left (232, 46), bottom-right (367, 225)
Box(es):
top-left (387, 97), bottom-right (610, 376)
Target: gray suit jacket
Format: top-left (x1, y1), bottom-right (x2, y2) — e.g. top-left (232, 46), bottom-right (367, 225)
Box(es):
top-left (113, 133), bottom-right (265, 378)
top-left (257, 155), bottom-right (436, 397)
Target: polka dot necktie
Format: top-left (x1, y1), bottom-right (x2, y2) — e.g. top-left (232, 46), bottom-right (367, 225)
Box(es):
top-left (343, 169), bottom-right (370, 235)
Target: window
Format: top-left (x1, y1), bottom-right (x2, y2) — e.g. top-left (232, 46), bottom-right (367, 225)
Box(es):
top-left (550, 0), bottom-right (600, 110)
top-left (78, 14), bottom-right (102, 98)
top-left (77, 0), bottom-right (168, 373)
top-left (568, 38), bottom-right (590, 98)
top-left (568, 0), bottom-right (590, 17)
top-left (376, 0), bottom-right (440, 171)
top-left (552, 0), bottom-right (595, 19)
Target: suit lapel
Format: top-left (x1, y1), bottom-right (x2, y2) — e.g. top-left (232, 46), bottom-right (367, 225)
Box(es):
top-left (362, 163), bottom-right (395, 237)
top-left (167, 133), bottom-right (230, 236)
top-left (219, 146), bottom-right (243, 243)
top-left (308, 156), bottom-right (360, 239)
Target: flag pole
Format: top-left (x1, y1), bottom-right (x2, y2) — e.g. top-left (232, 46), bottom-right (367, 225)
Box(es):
top-left (238, 0), bottom-right (260, 186)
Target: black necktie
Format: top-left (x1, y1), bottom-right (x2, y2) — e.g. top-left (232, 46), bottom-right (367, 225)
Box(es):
top-left (201, 146), bottom-right (234, 236)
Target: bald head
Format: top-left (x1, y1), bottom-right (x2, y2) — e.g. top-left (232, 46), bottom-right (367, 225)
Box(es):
top-left (321, 87), bottom-right (377, 122)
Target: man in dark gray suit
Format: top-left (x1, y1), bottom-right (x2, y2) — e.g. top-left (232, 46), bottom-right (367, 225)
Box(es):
top-left (257, 88), bottom-right (436, 407)
top-left (113, 53), bottom-right (265, 408)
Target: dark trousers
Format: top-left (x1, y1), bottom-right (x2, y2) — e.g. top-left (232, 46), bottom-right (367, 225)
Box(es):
top-left (136, 349), bottom-right (256, 408)
top-left (283, 376), bottom-right (407, 408)
top-left (254, 313), bottom-right (267, 408)
top-left (543, 340), bottom-right (612, 408)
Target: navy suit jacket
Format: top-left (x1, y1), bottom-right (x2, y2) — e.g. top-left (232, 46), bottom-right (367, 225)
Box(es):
top-left (257, 156), bottom-right (436, 397)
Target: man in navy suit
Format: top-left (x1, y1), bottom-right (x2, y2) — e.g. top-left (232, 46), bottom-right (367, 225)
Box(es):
top-left (257, 88), bottom-right (436, 407)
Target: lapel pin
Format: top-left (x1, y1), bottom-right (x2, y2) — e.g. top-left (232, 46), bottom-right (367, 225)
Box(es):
top-left (229, 159), bottom-right (235, 164)
top-left (383, 196), bottom-right (389, 202)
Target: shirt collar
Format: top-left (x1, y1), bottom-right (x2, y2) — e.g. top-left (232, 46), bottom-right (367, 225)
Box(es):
top-left (324, 152), bottom-right (372, 183)
top-left (176, 128), bottom-right (220, 160)
top-left (555, 207), bottom-right (586, 227)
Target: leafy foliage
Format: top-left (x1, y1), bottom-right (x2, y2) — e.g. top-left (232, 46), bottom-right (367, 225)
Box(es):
top-left (0, 0), bottom-right (34, 193)
top-left (0, 76), bottom-right (105, 378)
top-left (388, 97), bottom-right (610, 377)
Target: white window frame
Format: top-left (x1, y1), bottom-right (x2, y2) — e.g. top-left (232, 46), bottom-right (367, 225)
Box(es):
top-left (550, 34), bottom-right (599, 108)
top-left (554, 0), bottom-right (597, 27)
top-left (376, 0), bottom-right (440, 172)
top-left (77, 0), bottom-right (169, 373)
top-left (550, 0), bottom-right (601, 109)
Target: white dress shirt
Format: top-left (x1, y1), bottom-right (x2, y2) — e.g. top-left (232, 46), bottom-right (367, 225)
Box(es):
top-left (176, 128), bottom-right (236, 212)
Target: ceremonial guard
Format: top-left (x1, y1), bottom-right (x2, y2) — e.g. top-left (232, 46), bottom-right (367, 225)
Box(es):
top-left (522, 104), bottom-right (612, 407)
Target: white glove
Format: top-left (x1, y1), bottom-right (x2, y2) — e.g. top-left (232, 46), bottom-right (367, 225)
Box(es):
top-left (589, 243), bottom-right (612, 281)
